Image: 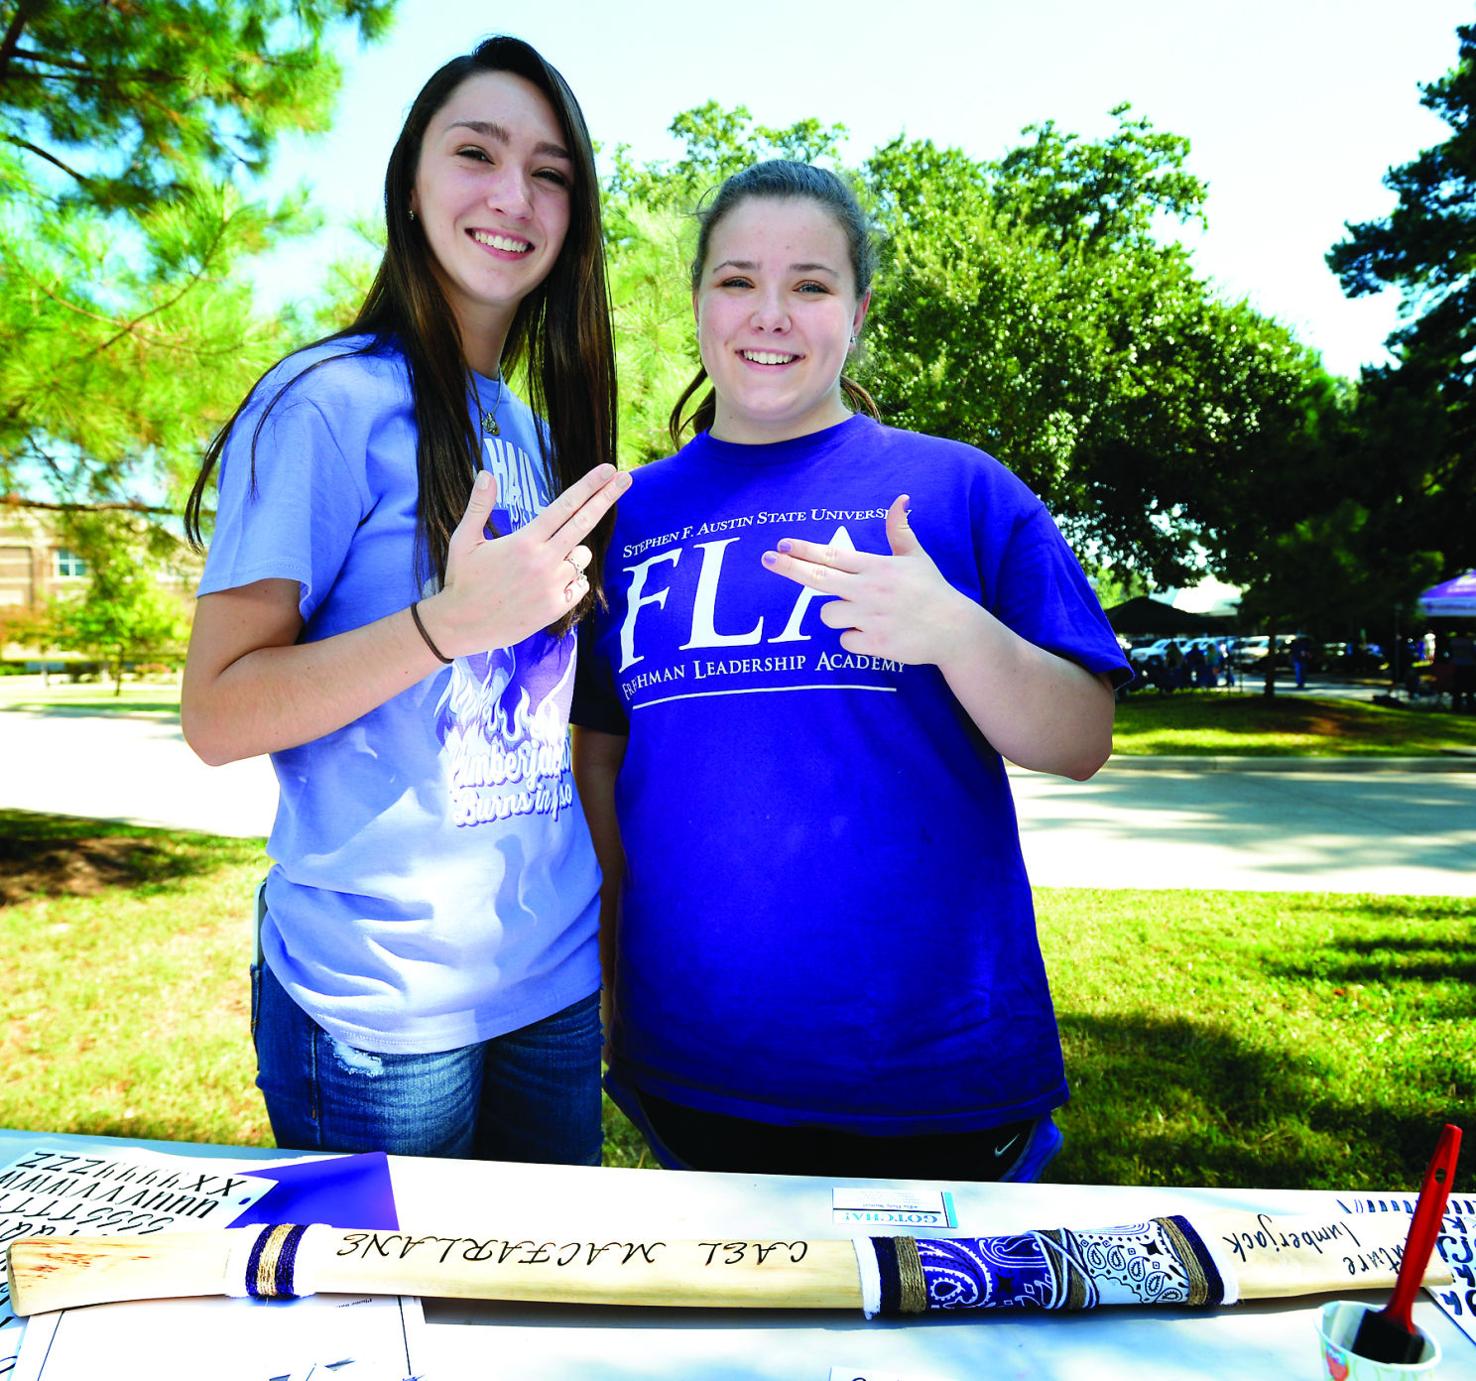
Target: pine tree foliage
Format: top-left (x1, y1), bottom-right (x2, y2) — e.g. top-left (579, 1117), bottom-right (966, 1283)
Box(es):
top-left (0, 0), bottom-right (395, 512)
top-left (1328, 21), bottom-right (1475, 577)
top-left (0, 0), bottom-right (394, 209)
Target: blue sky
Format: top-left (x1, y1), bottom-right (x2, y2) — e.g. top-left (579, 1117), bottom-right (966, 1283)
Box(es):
top-left (256, 0), bottom-right (1471, 381)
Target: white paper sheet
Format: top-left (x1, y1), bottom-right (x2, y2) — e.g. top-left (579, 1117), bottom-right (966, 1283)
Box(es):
top-left (1331, 1188), bottom-right (1476, 1350)
top-left (15, 1292), bottom-right (425, 1381)
top-left (1, 1142), bottom-right (277, 1376)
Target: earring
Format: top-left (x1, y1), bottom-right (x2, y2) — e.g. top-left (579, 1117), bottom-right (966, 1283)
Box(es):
top-left (408, 207), bottom-right (417, 222)
top-left (849, 334), bottom-right (858, 346)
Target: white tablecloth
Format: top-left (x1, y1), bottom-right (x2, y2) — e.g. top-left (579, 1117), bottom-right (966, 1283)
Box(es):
top-left (4, 1129), bottom-right (1472, 1379)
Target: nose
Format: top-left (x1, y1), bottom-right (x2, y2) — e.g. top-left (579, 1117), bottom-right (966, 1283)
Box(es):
top-left (748, 287), bottom-right (790, 332)
top-left (484, 164), bottom-right (533, 220)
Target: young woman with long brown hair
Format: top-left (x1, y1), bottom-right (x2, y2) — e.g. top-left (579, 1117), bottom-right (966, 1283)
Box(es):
top-left (182, 37), bottom-right (627, 1164)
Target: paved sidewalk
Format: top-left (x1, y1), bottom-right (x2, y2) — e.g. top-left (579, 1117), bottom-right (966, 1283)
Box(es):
top-left (3, 710), bottom-right (1474, 896)
top-left (1010, 759), bottom-right (1476, 896)
top-left (2, 710), bottom-right (277, 841)
top-left (1100, 753), bottom-right (1476, 772)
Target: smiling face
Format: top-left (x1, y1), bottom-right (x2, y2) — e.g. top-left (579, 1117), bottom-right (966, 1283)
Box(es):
top-left (411, 69), bottom-right (573, 372)
top-left (695, 196), bottom-right (870, 445)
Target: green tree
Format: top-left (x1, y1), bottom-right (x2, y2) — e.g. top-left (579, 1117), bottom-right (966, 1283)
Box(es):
top-left (604, 101), bottom-right (1346, 610)
top-left (45, 510), bottom-right (191, 693)
top-left (989, 103), bottom-right (1207, 249)
top-left (1327, 21), bottom-right (1476, 576)
top-left (1, 0), bottom-right (393, 209)
top-left (602, 104), bottom-right (851, 467)
top-left (605, 200), bottom-right (696, 467)
top-left (0, 0), bottom-right (396, 515)
top-left (1, 169), bottom-right (304, 512)
top-left (606, 102), bottom-right (848, 213)
top-left (860, 113), bottom-right (1340, 589)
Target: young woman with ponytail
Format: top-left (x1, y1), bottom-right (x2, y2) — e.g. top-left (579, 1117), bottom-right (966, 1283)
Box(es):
top-left (573, 161), bottom-right (1130, 1180)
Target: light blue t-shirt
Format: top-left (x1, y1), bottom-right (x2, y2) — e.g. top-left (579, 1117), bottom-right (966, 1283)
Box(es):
top-left (200, 336), bottom-right (600, 1053)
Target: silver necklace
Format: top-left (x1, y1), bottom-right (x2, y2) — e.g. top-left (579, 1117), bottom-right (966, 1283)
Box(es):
top-left (475, 375), bottom-right (505, 437)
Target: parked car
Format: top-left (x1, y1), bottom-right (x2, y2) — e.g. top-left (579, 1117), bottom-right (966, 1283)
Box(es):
top-left (1321, 641), bottom-right (1384, 674)
top-left (1128, 637), bottom-right (1184, 666)
top-left (1231, 634), bottom-right (1309, 671)
top-left (1231, 635), bottom-right (1271, 668)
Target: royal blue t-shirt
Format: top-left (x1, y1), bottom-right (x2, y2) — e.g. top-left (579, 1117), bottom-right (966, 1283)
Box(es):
top-left (574, 415), bottom-right (1129, 1134)
top-left (199, 337), bottom-right (600, 1054)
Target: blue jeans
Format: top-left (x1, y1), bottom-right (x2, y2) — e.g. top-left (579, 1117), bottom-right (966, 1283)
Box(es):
top-left (252, 960), bottom-right (602, 1165)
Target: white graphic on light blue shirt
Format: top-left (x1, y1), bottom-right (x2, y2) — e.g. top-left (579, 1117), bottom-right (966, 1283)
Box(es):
top-left (435, 640), bottom-right (575, 828)
top-left (484, 433), bottom-right (549, 528)
top-left (431, 433), bottom-right (575, 828)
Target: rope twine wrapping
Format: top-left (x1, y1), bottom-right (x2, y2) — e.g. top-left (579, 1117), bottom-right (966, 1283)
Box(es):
top-left (226, 1224), bottom-right (314, 1299)
top-left (862, 1215), bottom-right (1230, 1318)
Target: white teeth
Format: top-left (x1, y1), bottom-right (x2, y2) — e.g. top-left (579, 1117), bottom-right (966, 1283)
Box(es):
top-left (742, 350), bottom-right (797, 365)
top-left (472, 230), bottom-right (532, 253)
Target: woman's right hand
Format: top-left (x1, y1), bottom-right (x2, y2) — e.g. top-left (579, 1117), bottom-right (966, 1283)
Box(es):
top-left (182, 464), bottom-right (630, 766)
top-left (419, 463), bottom-right (630, 657)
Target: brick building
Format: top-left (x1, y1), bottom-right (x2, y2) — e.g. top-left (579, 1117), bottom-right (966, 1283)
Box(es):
top-left (0, 502), bottom-right (198, 666)
top-left (0, 504), bottom-right (90, 613)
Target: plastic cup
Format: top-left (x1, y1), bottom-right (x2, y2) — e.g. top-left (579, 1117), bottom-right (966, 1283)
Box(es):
top-left (1319, 1300), bottom-right (1442, 1380)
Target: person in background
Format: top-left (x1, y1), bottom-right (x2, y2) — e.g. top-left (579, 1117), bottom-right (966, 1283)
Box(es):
top-left (1165, 638), bottom-right (1185, 689)
top-left (1204, 637), bottom-right (1224, 688)
top-left (573, 161), bottom-right (1130, 1181)
top-left (1186, 641), bottom-right (1208, 689)
top-left (1290, 635), bottom-right (1312, 690)
top-left (1448, 629), bottom-right (1475, 712)
top-left (181, 37), bottom-right (629, 1163)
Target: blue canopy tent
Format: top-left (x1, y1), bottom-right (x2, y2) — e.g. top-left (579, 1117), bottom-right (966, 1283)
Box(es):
top-left (1418, 571), bottom-right (1476, 619)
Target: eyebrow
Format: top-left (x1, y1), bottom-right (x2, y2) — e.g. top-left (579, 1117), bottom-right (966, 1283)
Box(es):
top-left (447, 119), bottom-right (572, 161)
top-left (710, 259), bottom-right (840, 275)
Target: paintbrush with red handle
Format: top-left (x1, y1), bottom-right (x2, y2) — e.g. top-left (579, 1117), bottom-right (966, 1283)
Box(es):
top-left (1350, 1122), bottom-right (1462, 1364)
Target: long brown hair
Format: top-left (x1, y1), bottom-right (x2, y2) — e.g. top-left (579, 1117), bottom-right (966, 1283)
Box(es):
top-left (669, 161), bottom-right (879, 447)
top-left (186, 36), bottom-right (617, 626)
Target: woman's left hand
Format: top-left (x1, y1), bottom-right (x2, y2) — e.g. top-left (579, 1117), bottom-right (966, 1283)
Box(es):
top-left (760, 495), bottom-right (968, 668)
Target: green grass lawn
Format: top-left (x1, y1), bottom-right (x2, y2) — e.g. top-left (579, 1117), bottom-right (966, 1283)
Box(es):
top-left (0, 677), bottom-right (181, 717)
top-left (1113, 691), bottom-right (1476, 756)
top-left (2, 809), bottom-right (1469, 1189)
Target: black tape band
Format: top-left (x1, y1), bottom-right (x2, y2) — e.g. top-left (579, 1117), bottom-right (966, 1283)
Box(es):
top-left (873, 1235), bottom-right (902, 1316)
top-left (870, 1236), bottom-right (928, 1315)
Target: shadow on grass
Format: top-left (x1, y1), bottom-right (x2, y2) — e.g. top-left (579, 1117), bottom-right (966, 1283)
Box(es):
top-left (1056, 1012), bottom-right (1461, 1190)
top-left (0, 808), bottom-right (259, 905)
top-left (1277, 958), bottom-right (1476, 997)
top-left (1273, 896), bottom-right (1476, 923)
top-left (1262, 928), bottom-right (1476, 1001)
